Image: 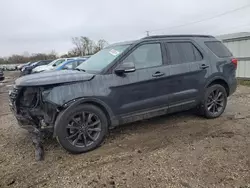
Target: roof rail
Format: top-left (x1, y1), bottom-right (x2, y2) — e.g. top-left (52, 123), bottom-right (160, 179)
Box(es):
top-left (143, 35), bottom-right (214, 39)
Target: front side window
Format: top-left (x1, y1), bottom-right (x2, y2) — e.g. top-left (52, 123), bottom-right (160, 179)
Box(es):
top-left (54, 59), bottom-right (66, 66)
top-left (123, 43), bottom-right (163, 69)
top-left (40, 61), bottom-right (49, 66)
top-left (166, 42), bottom-right (202, 64)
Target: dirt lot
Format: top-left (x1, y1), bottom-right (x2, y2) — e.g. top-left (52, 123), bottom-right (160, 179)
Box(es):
top-left (0, 71), bottom-right (249, 188)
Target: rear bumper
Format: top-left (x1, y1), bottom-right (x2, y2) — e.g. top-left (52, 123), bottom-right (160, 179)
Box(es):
top-left (229, 78), bottom-right (237, 96)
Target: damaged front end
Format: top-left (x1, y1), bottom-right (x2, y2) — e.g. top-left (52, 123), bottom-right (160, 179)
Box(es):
top-left (9, 86), bottom-right (59, 131)
top-left (9, 85), bottom-right (60, 160)
top-left (9, 70), bottom-right (96, 160)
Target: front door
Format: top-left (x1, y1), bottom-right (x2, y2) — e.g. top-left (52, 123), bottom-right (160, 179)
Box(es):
top-left (108, 42), bottom-right (169, 116)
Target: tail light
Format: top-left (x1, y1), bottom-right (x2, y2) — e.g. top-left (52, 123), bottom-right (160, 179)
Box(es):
top-left (231, 58), bottom-right (238, 68)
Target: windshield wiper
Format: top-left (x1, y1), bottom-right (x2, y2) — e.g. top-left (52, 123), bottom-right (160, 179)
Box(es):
top-left (75, 68), bottom-right (86, 72)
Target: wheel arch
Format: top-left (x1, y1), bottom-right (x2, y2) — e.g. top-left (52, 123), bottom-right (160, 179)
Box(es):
top-left (205, 77), bottom-right (229, 96)
top-left (54, 98), bottom-right (117, 137)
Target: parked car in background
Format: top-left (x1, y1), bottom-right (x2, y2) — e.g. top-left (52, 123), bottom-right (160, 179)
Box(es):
top-left (20, 60), bottom-right (53, 76)
top-left (0, 64), bottom-right (19, 71)
top-left (32, 58), bottom-right (77, 73)
top-left (9, 35), bottom-right (237, 157)
top-left (0, 70), bottom-right (4, 81)
top-left (54, 58), bottom-right (88, 71)
top-left (79, 55), bottom-right (91, 59)
top-left (16, 62), bottom-right (32, 70)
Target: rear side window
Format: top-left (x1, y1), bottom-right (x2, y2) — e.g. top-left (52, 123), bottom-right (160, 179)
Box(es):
top-left (166, 42), bottom-right (202, 64)
top-left (205, 41), bottom-right (232, 58)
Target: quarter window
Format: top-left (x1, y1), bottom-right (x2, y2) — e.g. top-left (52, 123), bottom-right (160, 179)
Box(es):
top-left (123, 43), bottom-right (163, 69)
top-left (205, 41), bottom-right (232, 58)
top-left (166, 42), bottom-right (202, 64)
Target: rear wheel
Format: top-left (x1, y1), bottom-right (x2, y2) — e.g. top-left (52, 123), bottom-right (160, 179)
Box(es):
top-left (56, 104), bottom-right (108, 154)
top-left (200, 84), bottom-right (227, 119)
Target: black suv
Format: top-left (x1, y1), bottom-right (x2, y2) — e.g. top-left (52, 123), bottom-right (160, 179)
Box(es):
top-left (9, 35), bottom-right (237, 156)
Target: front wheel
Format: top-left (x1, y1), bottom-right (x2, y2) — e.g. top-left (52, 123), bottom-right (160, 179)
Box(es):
top-left (56, 104), bottom-right (108, 154)
top-left (200, 84), bottom-right (227, 119)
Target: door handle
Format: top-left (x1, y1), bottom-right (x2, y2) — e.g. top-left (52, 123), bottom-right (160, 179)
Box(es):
top-left (152, 71), bottom-right (165, 77)
top-left (200, 64), bottom-right (209, 69)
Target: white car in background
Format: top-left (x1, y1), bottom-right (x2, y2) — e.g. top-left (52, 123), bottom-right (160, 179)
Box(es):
top-left (32, 58), bottom-right (78, 73)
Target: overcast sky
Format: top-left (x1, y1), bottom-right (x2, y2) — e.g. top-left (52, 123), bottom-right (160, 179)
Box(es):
top-left (0, 0), bottom-right (250, 57)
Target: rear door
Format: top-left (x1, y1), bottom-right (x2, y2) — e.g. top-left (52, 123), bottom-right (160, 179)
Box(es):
top-left (163, 40), bottom-right (209, 111)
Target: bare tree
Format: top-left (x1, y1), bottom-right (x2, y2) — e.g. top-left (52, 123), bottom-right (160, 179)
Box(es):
top-left (71, 36), bottom-right (109, 56)
top-left (72, 37), bottom-right (83, 56)
top-left (94, 39), bottom-right (108, 54)
top-left (80, 37), bottom-right (94, 55)
top-left (68, 48), bottom-right (81, 57)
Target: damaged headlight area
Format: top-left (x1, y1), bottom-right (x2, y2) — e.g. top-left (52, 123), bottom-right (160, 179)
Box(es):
top-left (10, 86), bottom-right (59, 130)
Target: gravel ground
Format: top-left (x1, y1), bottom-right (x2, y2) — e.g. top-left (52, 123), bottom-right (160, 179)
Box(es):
top-left (0, 71), bottom-right (250, 188)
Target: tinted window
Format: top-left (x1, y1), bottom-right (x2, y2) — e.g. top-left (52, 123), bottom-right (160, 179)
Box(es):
top-left (54, 59), bottom-right (65, 66)
top-left (205, 41), bottom-right (232, 58)
top-left (166, 42), bottom-right (202, 64)
top-left (36, 61), bottom-right (43, 66)
top-left (39, 61), bottom-right (50, 65)
top-left (123, 43), bottom-right (162, 69)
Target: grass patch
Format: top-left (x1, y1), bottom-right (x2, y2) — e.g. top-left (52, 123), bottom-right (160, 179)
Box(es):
top-left (237, 79), bottom-right (250, 86)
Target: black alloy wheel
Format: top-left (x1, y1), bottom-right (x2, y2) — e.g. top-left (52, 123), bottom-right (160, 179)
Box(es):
top-left (206, 88), bottom-right (225, 115)
top-left (56, 104), bottom-right (108, 154)
top-left (66, 112), bottom-right (101, 147)
top-left (201, 84), bottom-right (227, 119)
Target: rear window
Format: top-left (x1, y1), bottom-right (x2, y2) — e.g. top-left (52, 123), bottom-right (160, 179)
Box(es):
top-left (205, 41), bottom-right (232, 58)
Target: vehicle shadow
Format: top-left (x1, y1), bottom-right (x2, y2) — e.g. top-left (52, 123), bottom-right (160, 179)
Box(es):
top-left (42, 110), bottom-right (197, 145)
top-left (108, 110), bottom-right (201, 138)
top-left (43, 110), bottom-right (205, 154)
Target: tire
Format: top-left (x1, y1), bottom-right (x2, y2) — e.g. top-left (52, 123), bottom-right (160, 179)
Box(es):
top-left (200, 84), bottom-right (227, 119)
top-left (56, 104), bottom-right (108, 154)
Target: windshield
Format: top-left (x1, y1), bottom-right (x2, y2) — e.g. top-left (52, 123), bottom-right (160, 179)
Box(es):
top-left (77, 44), bottom-right (130, 72)
top-left (48, 59), bottom-right (65, 66)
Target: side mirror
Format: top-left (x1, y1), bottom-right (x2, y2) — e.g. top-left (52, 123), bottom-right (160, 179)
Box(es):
top-left (115, 62), bottom-right (135, 75)
top-left (52, 64), bottom-right (56, 67)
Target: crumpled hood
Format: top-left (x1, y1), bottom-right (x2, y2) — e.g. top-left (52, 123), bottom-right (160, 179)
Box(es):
top-left (15, 70), bottom-right (95, 86)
